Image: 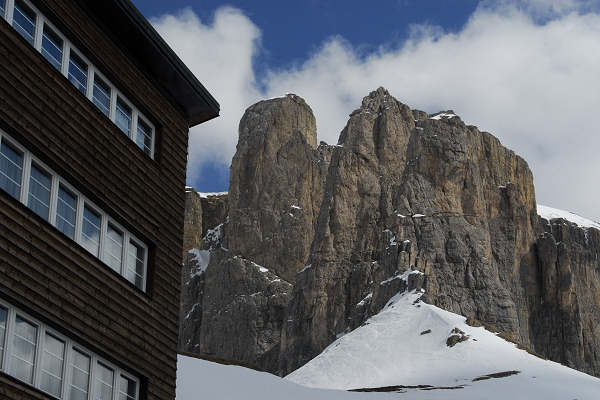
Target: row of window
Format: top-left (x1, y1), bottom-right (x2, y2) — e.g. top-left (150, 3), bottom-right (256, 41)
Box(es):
top-left (0, 131), bottom-right (148, 291)
top-left (0, 298), bottom-right (139, 400)
top-left (0, 0), bottom-right (155, 158)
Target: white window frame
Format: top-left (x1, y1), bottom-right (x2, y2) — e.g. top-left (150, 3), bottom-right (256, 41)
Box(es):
top-left (0, 298), bottom-right (141, 400)
top-left (1, 0), bottom-right (156, 159)
top-left (0, 130), bottom-right (149, 292)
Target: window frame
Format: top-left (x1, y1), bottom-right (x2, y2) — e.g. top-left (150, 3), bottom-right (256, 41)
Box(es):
top-left (0, 298), bottom-right (141, 400)
top-left (1, 0), bottom-right (156, 160)
top-left (0, 130), bottom-right (149, 293)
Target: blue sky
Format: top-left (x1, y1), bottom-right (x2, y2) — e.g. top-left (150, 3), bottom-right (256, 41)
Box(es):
top-left (132, 1), bottom-right (600, 221)
top-left (135, 1), bottom-right (479, 81)
top-left (133, 0), bottom-right (479, 192)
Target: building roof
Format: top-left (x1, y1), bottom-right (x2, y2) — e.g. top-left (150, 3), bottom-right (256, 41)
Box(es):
top-left (79, 0), bottom-right (220, 127)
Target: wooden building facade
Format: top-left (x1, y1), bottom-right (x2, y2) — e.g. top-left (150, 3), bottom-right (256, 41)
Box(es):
top-left (0, 1), bottom-right (219, 399)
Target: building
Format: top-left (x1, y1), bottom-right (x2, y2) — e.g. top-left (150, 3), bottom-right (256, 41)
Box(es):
top-left (0, 1), bottom-right (219, 399)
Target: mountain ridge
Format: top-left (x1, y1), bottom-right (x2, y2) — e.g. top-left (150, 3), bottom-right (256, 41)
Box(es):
top-left (178, 88), bottom-right (600, 380)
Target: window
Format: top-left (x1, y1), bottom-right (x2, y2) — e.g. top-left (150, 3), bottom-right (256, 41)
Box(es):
top-left (10, 316), bottom-right (38, 384)
top-left (82, 205), bottom-right (101, 256)
top-left (96, 362), bottom-right (114, 400)
top-left (0, 300), bottom-right (140, 400)
top-left (12, 0), bottom-right (36, 45)
top-left (93, 76), bottom-right (111, 117)
top-left (40, 333), bottom-right (65, 397)
top-left (3, 0), bottom-right (156, 158)
top-left (119, 375), bottom-right (137, 400)
top-left (0, 132), bottom-right (148, 290)
top-left (136, 118), bottom-right (153, 157)
top-left (56, 185), bottom-right (77, 239)
top-left (0, 307), bottom-right (6, 368)
top-left (28, 163), bottom-right (51, 220)
top-left (70, 349), bottom-right (91, 400)
top-left (0, 140), bottom-right (23, 200)
top-left (41, 24), bottom-right (63, 71)
top-left (127, 241), bottom-right (145, 289)
top-left (105, 224), bottom-right (123, 273)
top-left (68, 50), bottom-right (88, 95)
top-left (116, 98), bottom-right (132, 137)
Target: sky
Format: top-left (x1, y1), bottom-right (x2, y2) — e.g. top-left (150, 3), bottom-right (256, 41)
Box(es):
top-left (133, 0), bottom-right (600, 221)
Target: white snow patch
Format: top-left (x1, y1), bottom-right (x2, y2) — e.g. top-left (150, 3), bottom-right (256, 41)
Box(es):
top-left (259, 266), bottom-right (269, 273)
top-left (177, 355), bottom-right (399, 400)
top-left (388, 236), bottom-right (397, 246)
top-left (197, 191), bottom-right (228, 198)
top-left (380, 269), bottom-right (423, 286)
top-left (183, 303), bottom-right (200, 320)
top-left (291, 205), bottom-right (302, 210)
top-left (188, 249), bottom-right (210, 278)
top-left (412, 214), bottom-right (426, 218)
top-left (286, 291), bottom-right (600, 398)
top-left (538, 204), bottom-right (600, 230)
top-left (298, 264), bottom-right (312, 274)
top-left (356, 293), bottom-right (372, 307)
top-left (430, 112), bottom-right (458, 120)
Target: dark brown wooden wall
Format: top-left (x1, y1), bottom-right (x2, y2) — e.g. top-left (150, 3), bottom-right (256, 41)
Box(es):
top-left (0, 1), bottom-right (191, 399)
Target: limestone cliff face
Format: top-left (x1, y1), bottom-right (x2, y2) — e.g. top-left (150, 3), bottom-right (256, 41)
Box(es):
top-left (179, 88), bottom-right (600, 379)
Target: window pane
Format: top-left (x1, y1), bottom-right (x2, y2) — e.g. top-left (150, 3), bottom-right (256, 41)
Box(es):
top-left (82, 205), bottom-right (101, 256)
top-left (69, 51), bottom-right (88, 95)
top-left (136, 119), bottom-right (152, 157)
top-left (96, 362), bottom-right (114, 400)
top-left (70, 350), bottom-right (90, 400)
top-left (115, 99), bottom-right (132, 137)
top-left (13, 1), bottom-right (36, 45)
top-left (93, 77), bottom-right (111, 117)
top-left (0, 140), bottom-right (23, 200)
top-left (41, 333), bottom-right (65, 397)
top-left (41, 25), bottom-right (63, 71)
top-left (0, 307), bottom-right (6, 369)
top-left (105, 224), bottom-right (123, 272)
top-left (119, 376), bottom-right (137, 400)
top-left (10, 316), bottom-right (37, 384)
top-left (28, 164), bottom-right (51, 220)
top-left (0, 0), bottom-right (5, 18)
top-left (56, 185), bottom-right (77, 239)
top-left (127, 242), bottom-right (145, 289)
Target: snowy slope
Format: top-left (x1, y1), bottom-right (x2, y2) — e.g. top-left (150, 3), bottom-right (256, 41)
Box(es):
top-left (176, 355), bottom-right (395, 400)
top-left (285, 290), bottom-right (600, 399)
top-left (538, 204), bottom-right (600, 229)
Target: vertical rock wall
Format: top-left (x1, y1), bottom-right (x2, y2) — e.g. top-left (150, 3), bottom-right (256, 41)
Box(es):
top-left (179, 88), bottom-right (600, 379)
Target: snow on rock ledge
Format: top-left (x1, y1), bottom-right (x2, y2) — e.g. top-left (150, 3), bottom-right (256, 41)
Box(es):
top-left (538, 204), bottom-right (600, 230)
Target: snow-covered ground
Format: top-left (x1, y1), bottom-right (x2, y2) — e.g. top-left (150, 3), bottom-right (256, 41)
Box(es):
top-left (538, 204), bottom-right (600, 230)
top-left (285, 290), bottom-right (600, 399)
top-left (176, 355), bottom-right (395, 400)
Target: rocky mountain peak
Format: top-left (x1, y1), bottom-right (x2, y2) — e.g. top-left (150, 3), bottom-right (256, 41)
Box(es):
top-left (179, 88), bottom-right (600, 380)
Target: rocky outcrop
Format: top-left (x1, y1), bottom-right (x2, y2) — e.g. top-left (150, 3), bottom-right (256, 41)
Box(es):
top-left (179, 88), bottom-right (600, 379)
top-left (530, 217), bottom-right (600, 374)
top-left (226, 94), bottom-right (332, 282)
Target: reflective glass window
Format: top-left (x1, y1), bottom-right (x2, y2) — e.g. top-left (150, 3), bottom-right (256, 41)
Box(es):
top-left (81, 205), bottom-right (101, 256)
top-left (41, 25), bottom-right (63, 70)
top-left (13, 1), bottom-right (36, 45)
top-left (28, 163), bottom-right (51, 220)
top-left (10, 316), bottom-right (37, 383)
top-left (0, 140), bottom-right (23, 200)
top-left (68, 51), bottom-right (88, 95)
top-left (40, 333), bottom-right (65, 397)
top-left (56, 185), bottom-right (77, 239)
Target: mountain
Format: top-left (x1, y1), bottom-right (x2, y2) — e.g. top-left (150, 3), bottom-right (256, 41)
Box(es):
top-left (179, 88), bottom-right (600, 381)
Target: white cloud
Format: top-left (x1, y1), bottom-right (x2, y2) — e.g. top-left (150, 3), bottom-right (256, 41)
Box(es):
top-left (152, 2), bottom-right (600, 221)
